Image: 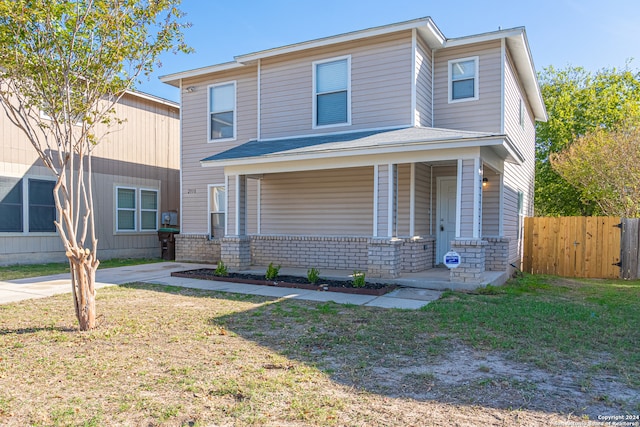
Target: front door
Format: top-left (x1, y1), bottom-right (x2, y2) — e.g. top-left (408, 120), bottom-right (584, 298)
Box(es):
top-left (436, 177), bottom-right (457, 264)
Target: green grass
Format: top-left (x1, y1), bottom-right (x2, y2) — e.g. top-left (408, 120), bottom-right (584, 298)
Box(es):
top-left (0, 274), bottom-right (638, 425)
top-left (426, 274), bottom-right (640, 381)
top-left (0, 257), bottom-right (163, 280)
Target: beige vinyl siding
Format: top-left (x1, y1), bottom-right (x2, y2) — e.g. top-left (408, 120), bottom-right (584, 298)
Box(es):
top-left (433, 40), bottom-right (502, 132)
top-left (481, 167), bottom-right (501, 237)
top-left (260, 167), bottom-right (373, 236)
top-left (414, 162), bottom-right (431, 236)
top-left (180, 66), bottom-right (258, 234)
top-left (459, 159), bottom-right (476, 238)
top-left (0, 92), bottom-right (180, 264)
top-left (502, 49), bottom-right (536, 263)
top-left (260, 31), bottom-right (413, 139)
top-left (415, 35), bottom-right (433, 127)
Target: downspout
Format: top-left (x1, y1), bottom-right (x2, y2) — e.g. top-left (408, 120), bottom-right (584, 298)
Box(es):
top-left (431, 48), bottom-right (435, 127)
top-left (179, 79), bottom-right (184, 233)
top-left (257, 59), bottom-right (261, 140)
top-left (429, 164), bottom-right (433, 235)
top-left (500, 38), bottom-right (505, 134)
top-left (411, 29), bottom-right (417, 127)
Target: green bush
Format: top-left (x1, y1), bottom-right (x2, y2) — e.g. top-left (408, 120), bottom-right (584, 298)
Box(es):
top-left (352, 271), bottom-right (366, 288)
top-left (214, 260), bottom-right (228, 277)
top-left (265, 263), bottom-right (281, 281)
top-left (307, 267), bottom-right (320, 284)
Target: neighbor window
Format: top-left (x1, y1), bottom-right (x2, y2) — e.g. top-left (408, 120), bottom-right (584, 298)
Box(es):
top-left (519, 99), bottom-right (526, 129)
top-left (0, 177), bottom-right (23, 232)
top-left (116, 187), bottom-right (136, 231)
top-left (209, 185), bottom-right (226, 238)
top-left (28, 179), bottom-right (56, 232)
top-left (209, 82), bottom-right (236, 141)
top-left (140, 189), bottom-right (158, 231)
top-left (116, 187), bottom-right (159, 232)
top-left (0, 177), bottom-right (57, 233)
top-left (449, 57), bottom-right (479, 102)
top-left (314, 56), bottom-right (350, 127)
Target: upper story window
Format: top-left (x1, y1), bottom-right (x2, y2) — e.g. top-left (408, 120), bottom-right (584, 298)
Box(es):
top-left (448, 56), bottom-right (479, 102)
top-left (208, 81), bottom-right (236, 141)
top-left (313, 56), bottom-right (351, 127)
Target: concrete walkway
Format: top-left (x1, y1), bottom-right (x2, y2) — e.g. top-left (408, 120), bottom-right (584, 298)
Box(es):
top-left (0, 262), bottom-right (442, 309)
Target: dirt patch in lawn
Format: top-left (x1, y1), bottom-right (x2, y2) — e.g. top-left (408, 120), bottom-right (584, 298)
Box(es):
top-left (365, 345), bottom-right (637, 420)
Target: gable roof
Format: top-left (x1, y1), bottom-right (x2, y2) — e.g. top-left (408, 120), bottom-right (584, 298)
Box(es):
top-left (201, 126), bottom-right (524, 169)
top-left (160, 17), bottom-right (546, 121)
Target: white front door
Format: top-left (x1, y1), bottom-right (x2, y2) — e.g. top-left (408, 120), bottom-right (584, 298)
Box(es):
top-left (436, 177), bottom-right (457, 264)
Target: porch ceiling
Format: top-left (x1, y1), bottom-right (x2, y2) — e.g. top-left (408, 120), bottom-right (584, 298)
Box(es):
top-left (201, 126), bottom-right (523, 173)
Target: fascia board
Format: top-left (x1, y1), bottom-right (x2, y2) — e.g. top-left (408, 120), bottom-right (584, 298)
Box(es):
top-left (159, 62), bottom-right (246, 86)
top-left (201, 136), bottom-right (509, 169)
top-left (234, 17), bottom-right (440, 63)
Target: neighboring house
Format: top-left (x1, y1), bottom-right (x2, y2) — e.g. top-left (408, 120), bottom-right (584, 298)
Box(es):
top-left (160, 16), bottom-right (547, 284)
top-left (0, 91), bottom-right (180, 265)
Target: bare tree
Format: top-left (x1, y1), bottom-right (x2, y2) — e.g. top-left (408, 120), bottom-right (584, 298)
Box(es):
top-left (0, 0), bottom-right (190, 330)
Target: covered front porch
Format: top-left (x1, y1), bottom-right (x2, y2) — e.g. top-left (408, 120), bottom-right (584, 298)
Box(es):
top-left (199, 127), bottom-right (522, 285)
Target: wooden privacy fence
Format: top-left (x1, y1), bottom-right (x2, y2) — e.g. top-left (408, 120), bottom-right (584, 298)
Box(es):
top-left (523, 217), bottom-right (621, 279)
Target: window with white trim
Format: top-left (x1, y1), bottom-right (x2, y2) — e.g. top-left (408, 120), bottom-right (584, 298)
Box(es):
top-left (209, 185), bottom-right (226, 238)
top-left (208, 82), bottom-right (236, 141)
top-left (116, 187), bottom-right (136, 231)
top-left (314, 56), bottom-right (350, 127)
top-left (116, 187), bottom-right (159, 232)
top-left (140, 189), bottom-right (158, 231)
top-left (519, 99), bottom-right (526, 129)
top-left (449, 57), bottom-right (479, 102)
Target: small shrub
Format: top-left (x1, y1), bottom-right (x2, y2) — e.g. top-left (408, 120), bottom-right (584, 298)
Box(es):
top-left (352, 271), bottom-right (366, 288)
top-left (265, 263), bottom-right (281, 281)
top-left (307, 267), bottom-right (320, 284)
top-left (214, 260), bottom-right (228, 277)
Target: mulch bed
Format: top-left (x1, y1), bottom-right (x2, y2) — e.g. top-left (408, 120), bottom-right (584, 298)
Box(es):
top-left (171, 269), bottom-right (398, 296)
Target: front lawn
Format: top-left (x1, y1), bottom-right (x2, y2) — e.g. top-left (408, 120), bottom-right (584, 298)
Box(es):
top-left (0, 274), bottom-right (637, 426)
top-left (0, 257), bottom-right (163, 281)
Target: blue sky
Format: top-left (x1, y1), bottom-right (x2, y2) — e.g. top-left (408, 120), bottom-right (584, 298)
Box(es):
top-left (139, 0), bottom-right (640, 102)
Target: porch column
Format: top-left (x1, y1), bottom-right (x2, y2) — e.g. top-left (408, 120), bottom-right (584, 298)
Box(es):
top-left (450, 158), bottom-right (486, 283)
top-left (221, 174), bottom-right (250, 269)
top-left (369, 163), bottom-right (402, 278)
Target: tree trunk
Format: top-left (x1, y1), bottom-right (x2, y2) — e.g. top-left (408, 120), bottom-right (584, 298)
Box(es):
top-left (69, 256), bottom-right (97, 331)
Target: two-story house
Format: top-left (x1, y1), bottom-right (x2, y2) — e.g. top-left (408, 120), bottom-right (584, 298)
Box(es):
top-left (0, 91), bottom-right (180, 265)
top-left (160, 16), bottom-right (547, 285)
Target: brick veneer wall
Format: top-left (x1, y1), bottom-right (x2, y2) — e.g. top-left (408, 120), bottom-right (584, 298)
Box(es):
top-left (175, 234), bottom-right (220, 263)
top-left (484, 237), bottom-right (510, 271)
top-left (221, 237), bottom-right (251, 269)
top-left (367, 238), bottom-right (403, 278)
top-left (250, 235), bottom-right (369, 270)
top-left (449, 239), bottom-right (488, 283)
top-left (401, 237), bottom-right (435, 272)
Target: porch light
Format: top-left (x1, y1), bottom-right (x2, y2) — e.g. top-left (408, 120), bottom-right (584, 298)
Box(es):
top-left (482, 177), bottom-right (488, 187)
